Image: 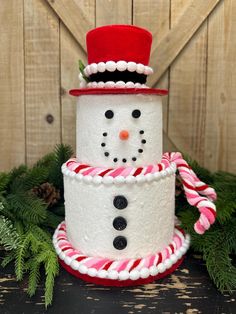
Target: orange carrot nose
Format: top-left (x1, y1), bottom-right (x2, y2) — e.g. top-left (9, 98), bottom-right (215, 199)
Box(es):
top-left (119, 130), bottom-right (129, 140)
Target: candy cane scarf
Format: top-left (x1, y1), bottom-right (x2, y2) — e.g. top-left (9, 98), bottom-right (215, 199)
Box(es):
top-left (163, 152), bottom-right (217, 235)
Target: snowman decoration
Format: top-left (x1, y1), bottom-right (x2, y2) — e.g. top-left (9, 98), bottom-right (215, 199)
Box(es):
top-left (53, 25), bottom-right (217, 285)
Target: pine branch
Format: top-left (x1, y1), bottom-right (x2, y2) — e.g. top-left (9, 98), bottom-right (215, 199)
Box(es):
top-left (10, 166), bottom-right (48, 193)
top-left (31, 245), bottom-right (59, 307)
top-left (0, 215), bottom-right (19, 250)
top-left (213, 171), bottom-right (236, 224)
top-left (43, 210), bottom-right (64, 229)
top-left (50, 202), bottom-right (65, 216)
top-left (44, 250), bottom-right (59, 307)
top-left (15, 233), bottom-right (32, 280)
top-left (204, 234), bottom-right (236, 293)
top-left (34, 152), bottom-right (55, 169)
top-left (28, 225), bottom-right (52, 243)
top-left (27, 258), bottom-right (41, 297)
top-left (0, 172), bottom-right (11, 193)
top-left (7, 192), bottom-right (47, 225)
top-left (1, 251), bottom-right (16, 267)
top-left (48, 144), bottom-right (73, 189)
top-left (8, 165), bottom-right (28, 188)
top-left (14, 220), bottom-right (25, 236)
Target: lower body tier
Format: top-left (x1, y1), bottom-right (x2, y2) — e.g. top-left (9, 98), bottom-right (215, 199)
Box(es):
top-left (62, 161), bottom-right (176, 260)
top-left (53, 222), bottom-right (190, 286)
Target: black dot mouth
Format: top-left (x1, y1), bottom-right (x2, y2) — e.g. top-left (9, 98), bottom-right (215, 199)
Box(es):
top-left (101, 130), bottom-right (146, 164)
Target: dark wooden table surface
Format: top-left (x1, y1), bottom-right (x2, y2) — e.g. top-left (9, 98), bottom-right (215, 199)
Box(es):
top-left (0, 253), bottom-right (235, 314)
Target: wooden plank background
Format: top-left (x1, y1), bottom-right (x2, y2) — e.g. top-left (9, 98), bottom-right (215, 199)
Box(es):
top-left (0, 0), bottom-right (235, 173)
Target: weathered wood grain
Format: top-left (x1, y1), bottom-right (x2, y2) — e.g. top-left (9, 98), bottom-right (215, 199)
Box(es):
top-left (60, 1), bottom-right (95, 151)
top-left (46, 0), bottom-right (93, 52)
top-left (24, 0), bottom-right (61, 165)
top-left (168, 0), bottom-right (208, 165)
top-left (149, 0), bottom-right (221, 87)
top-left (133, 0), bottom-right (170, 133)
top-left (0, 0), bottom-right (25, 171)
top-left (1, 254), bottom-right (235, 313)
top-left (204, 0), bottom-right (236, 173)
top-left (96, 0), bottom-right (132, 26)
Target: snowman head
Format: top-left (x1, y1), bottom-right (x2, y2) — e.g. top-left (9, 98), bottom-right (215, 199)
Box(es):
top-left (76, 93), bottom-right (163, 167)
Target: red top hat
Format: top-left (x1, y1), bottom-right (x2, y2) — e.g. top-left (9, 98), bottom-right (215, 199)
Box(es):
top-left (70, 25), bottom-right (168, 97)
top-left (86, 25), bottom-right (152, 65)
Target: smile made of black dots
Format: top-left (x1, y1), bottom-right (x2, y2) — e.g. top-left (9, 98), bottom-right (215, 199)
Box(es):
top-left (101, 109), bottom-right (147, 164)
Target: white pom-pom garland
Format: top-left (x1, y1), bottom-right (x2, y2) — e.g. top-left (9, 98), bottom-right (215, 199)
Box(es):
top-left (86, 81), bottom-right (149, 89)
top-left (117, 61), bottom-right (127, 71)
top-left (106, 61), bottom-right (116, 72)
top-left (127, 61), bottom-right (137, 72)
top-left (82, 61), bottom-right (153, 78)
top-left (97, 62), bottom-right (106, 72)
top-left (53, 222), bottom-right (190, 283)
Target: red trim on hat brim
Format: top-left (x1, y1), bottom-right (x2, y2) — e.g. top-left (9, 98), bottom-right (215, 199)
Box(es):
top-left (69, 88), bottom-right (168, 97)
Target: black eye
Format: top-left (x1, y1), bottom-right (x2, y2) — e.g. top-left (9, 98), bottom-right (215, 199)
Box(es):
top-left (105, 110), bottom-right (114, 119)
top-left (132, 109), bottom-right (141, 119)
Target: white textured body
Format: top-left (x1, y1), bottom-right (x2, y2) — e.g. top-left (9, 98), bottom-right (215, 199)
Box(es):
top-left (63, 92), bottom-right (176, 260)
top-left (64, 172), bottom-right (175, 260)
top-left (76, 94), bottom-right (163, 167)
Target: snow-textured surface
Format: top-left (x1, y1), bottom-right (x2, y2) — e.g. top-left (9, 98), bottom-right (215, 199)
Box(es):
top-left (76, 94), bottom-right (163, 167)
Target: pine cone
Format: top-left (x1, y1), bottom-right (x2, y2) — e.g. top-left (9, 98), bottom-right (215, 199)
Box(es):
top-left (32, 182), bottom-right (60, 207)
top-left (175, 174), bottom-right (184, 197)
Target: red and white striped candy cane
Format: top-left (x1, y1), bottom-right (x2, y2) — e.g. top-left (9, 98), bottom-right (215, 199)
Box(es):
top-left (162, 152), bottom-right (217, 235)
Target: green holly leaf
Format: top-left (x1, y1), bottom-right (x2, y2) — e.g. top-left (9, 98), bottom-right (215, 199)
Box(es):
top-left (78, 59), bottom-right (89, 82)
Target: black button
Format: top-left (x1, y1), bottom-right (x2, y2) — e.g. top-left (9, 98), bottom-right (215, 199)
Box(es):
top-left (132, 109), bottom-right (141, 119)
top-left (105, 110), bottom-right (114, 119)
top-left (113, 236), bottom-right (127, 250)
top-left (113, 217), bottom-right (127, 231)
top-left (113, 195), bottom-right (128, 209)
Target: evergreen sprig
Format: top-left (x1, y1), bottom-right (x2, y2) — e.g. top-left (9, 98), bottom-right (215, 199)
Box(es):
top-left (0, 146), bottom-right (235, 306)
top-left (0, 144), bottom-right (72, 307)
top-left (0, 212), bottom-right (19, 251)
top-left (48, 144), bottom-right (73, 189)
top-left (78, 59), bottom-right (90, 82)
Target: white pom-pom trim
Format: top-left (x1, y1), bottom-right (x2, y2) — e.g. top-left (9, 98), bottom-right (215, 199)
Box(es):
top-left (53, 222), bottom-right (190, 282)
top-left (62, 163), bottom-right (176, 186)
top-left (86, 81), bottom-right (148, 89)
top-left (83, 61), bottom-right (153, 77)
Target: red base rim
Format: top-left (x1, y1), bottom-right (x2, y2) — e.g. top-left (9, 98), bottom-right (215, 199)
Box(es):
top-left (59, 256), bottom-right (185, 287)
